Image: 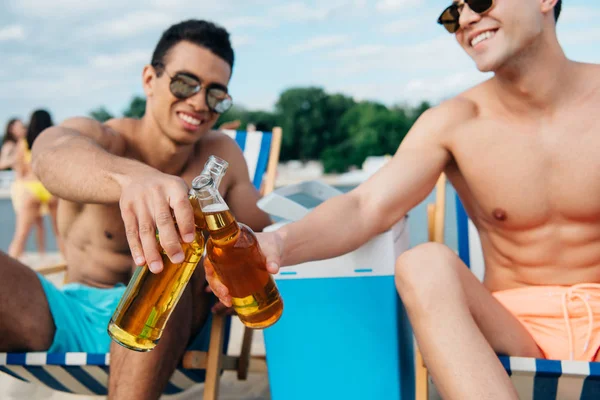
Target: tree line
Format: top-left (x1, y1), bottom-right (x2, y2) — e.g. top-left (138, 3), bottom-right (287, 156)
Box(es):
top-left (89, 87), bottom-right (431, 173)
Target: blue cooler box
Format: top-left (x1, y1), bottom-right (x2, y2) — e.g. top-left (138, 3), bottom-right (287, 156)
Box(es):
top-left (257, 181), bottom-right (415, 400)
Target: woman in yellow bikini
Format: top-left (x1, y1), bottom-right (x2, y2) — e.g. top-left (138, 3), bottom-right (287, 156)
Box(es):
top-left (8, 110), bottom-right (59, 259)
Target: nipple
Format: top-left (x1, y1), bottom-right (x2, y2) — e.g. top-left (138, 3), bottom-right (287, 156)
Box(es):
top-left (492, 208), bottom-right (507, 221)
top-left (105, 231), bottom-right (114, 240)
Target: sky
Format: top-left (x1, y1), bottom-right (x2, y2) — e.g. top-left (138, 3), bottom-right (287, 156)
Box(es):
top-left (0, 0), bottom-right (599, 127)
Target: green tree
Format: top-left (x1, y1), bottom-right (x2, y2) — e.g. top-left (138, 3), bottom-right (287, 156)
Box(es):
top-left (275, 87), bottom-right (354, 161)
top-left (89, 107), bottom-right (114, 122)
top-left (321, 101), bottom-right (413, 173)
top-left (123, 96), bottom-right (146, 118)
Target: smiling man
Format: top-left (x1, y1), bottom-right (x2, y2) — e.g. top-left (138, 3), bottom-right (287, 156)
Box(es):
top-left (205, 0), bottom-right (600, 399)
top-left (0, 20), bottom-right (271, 399)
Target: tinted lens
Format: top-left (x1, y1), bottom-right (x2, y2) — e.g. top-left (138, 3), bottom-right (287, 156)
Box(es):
top-left (438, 6), bottom-right (460, 33)
top-left (467, 0), bottom-right (493, 13)
top-left (207, 88), bottom-right (232, 114)
top-left (170, 74), bottom-right (200, 99)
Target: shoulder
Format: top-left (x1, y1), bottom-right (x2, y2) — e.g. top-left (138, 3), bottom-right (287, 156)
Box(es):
top-left (194, 130), bottom-right (251, 184)
top-left (403, 92), bottom-right (480, 148)
top-left (197, 130), bottom-right (246, 162)
top-left (578, 62), bottom-right (600, 90)
top-left (1, 140), bottom-right (16, 153)
top-left (60, 116), bottom-right (128, 155)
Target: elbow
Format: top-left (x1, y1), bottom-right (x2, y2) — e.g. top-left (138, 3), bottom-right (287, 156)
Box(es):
top-left (356, 193), bottom-right (405, 237)
top-left (31, 127), bottom-right (58, 177)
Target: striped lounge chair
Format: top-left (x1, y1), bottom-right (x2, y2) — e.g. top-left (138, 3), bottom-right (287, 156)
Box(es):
top-left (415, 174), bottom-right (600, 400)
top-left (0, 127), bottom-right (283, 400)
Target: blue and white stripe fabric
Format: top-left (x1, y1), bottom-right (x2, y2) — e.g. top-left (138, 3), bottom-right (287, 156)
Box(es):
top-left (0, 129), bottom-right (275, 395)
top-left (0, 352), bottom-right (213, 395)
top-left (456, 194), bottom-right (600, 400)
top-left (221, 129), bottom-right (273, 190)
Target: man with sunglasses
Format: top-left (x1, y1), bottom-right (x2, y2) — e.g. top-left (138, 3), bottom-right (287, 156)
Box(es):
top-left (206, 0), bottom-right (600, 398)
top-left (0, 20), bottom-right (271, 399)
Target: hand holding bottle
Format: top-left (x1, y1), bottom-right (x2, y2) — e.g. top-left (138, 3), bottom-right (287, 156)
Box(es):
top-left (203, 230), bottom-right (283, 308)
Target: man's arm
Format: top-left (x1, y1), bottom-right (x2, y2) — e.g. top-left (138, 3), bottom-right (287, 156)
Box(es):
top-left (0, 142), bottom-right (16, 170)
top-left (32, 117), bottom-right (147, 204)
top-left (32, 117), bottom-right (196, 272)
top-left (276, 102), bottom-right (465, 267)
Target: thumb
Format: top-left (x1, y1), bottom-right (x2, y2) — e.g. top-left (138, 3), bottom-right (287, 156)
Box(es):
top-left (266, 258), bottom-right (280, 274)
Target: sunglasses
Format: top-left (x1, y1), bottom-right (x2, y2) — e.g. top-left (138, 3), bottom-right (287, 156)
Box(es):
top-left (154, 63), bottom-right (233, 114)
top-left (437, 0), bottom-right (495, 34)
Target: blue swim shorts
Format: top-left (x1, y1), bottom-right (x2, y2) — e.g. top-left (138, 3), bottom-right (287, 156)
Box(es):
top-left (37, 273), bottom-right (126, 353)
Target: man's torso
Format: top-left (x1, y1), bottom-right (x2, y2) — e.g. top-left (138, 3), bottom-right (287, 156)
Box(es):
top-left (443, 63), bottom-right (600, 291)
top-left (58, 118), bottom-right (233, 288)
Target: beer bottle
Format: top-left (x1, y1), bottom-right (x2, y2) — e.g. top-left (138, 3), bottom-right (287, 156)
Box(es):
top-left (108, 156), bottom-right (228, 351)
top-left (192, 174), bottom-right (284, 329)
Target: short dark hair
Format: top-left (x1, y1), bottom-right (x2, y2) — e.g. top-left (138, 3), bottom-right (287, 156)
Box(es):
top-left (151, 20), bottom-right (234, 76)
top-left (26, 109), bottom-right (53, 149)
top-left (554, 0), bottom-right (562, 21)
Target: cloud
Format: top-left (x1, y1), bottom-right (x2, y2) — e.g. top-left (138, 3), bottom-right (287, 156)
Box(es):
top-left (0, 25), bottom-right (26, 41)
top-left (89, 50), bottom-right (150, 69)
top-left (220, 16), bottom-right (275, 30)
top-left (8, 0), bottom-right (117, 17)
top-left (269, 2), bottom-right (345, 21)
top-left (559, 27), bottom-right (600, 55)
top-left (288, 35), bottom-right (350, 55)
top-left (376, 0), bottom-right (423, 12)
top-left (325, 35), bottom-right (471, 75)
top-left (82, 10), bottom-right (174, 39)
top-left (232, 35), bottom-right (255, 48)
top-left (325, 71), bottom-right (490, 106)
top-left (559, 6), bottom-right (600, 24)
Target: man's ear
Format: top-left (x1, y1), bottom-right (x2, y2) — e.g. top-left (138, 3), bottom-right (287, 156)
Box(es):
top-left (142, 65), bottom-right (156, 97)
top-left (540, 0), bottom-right (559, 17)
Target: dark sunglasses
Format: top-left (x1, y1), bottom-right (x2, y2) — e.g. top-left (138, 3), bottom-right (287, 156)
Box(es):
top-left (153, 63), bottom-right (233, 114)
top-left (437, 0), bottom-right (495, 33)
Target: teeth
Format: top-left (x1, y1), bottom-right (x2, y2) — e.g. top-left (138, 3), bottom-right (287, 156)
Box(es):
top-left (471, 30), bottom-right (495, 47)
top-left (178, 112), bottom-right (201, 126)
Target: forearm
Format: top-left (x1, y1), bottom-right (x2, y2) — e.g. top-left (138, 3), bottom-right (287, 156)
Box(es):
top-left (32, 127), bottom-right (151, 204)
top-left (277, 192), bottom-right (383, 267)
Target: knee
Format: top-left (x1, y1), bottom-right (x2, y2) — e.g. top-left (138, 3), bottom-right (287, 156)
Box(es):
top-left (394, 242), bottom-right (458, 304)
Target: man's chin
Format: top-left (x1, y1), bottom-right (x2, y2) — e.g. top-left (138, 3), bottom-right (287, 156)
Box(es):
top-left (171, 128), bottom-right (209, 145)
top-left (474, 57), bottom-right (501, 74)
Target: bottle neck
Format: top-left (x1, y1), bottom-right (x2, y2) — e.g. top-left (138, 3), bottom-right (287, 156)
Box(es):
top-left (195, 181), bottom-right (228, 212)
top-left (189, 155), bottom-right (229, 228)
top-left (203, 155), bottom-right (228, 189)
top-left (193, 176), bottom-right (238, 237)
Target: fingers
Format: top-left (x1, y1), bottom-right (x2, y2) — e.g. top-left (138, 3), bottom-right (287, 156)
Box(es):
top-left (172, 194), bottom-right (196, 244)
top-left (153, 190), bottom-right (184, 264)
top-left (138, 210), bottom-right (163, 273)
top-left (204, 258), bottom-right (232, 307)
top-left (211, 302), bottom-right (235, 315)
top-left (122, 208), bottom-right (145, 266)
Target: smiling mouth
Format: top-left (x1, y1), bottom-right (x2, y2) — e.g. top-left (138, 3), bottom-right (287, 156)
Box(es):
top-left (471, 29), bottom-right (497, 47)
top-left (177, 111), bottom-right (204, 127)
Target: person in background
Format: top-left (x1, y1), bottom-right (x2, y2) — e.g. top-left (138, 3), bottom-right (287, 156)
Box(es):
top-left (0, 118), bottom-right (27, 170)
top-left (8, 109), bottom-right (60, 259)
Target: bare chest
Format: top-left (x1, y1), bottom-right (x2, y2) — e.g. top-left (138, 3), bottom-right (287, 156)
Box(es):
top-left (450, 116), bottom-right (600, 227)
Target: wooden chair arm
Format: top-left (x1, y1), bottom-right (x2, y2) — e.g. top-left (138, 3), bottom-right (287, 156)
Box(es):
top-left (36, 264), bottom-right (67, 276)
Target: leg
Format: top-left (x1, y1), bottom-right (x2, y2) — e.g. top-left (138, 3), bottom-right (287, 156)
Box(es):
top-left (8, 192), bottom-right (42, 259)
top-left (34, 215), bottom-right (46, 256)
top-left (108, 268), bottom-right (211, 400)
top-left (0, 251), bottom-right (55, 351)
top-left (395, 242), bottom-right (543, 400)
top-left (47, 197), bottom-right (63, 255)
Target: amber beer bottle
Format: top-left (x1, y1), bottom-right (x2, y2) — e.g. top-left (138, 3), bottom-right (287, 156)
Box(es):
top-left (192, 174), bottom-right (284, 329)
top-left (107, 156), bottom-right (228, 351)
